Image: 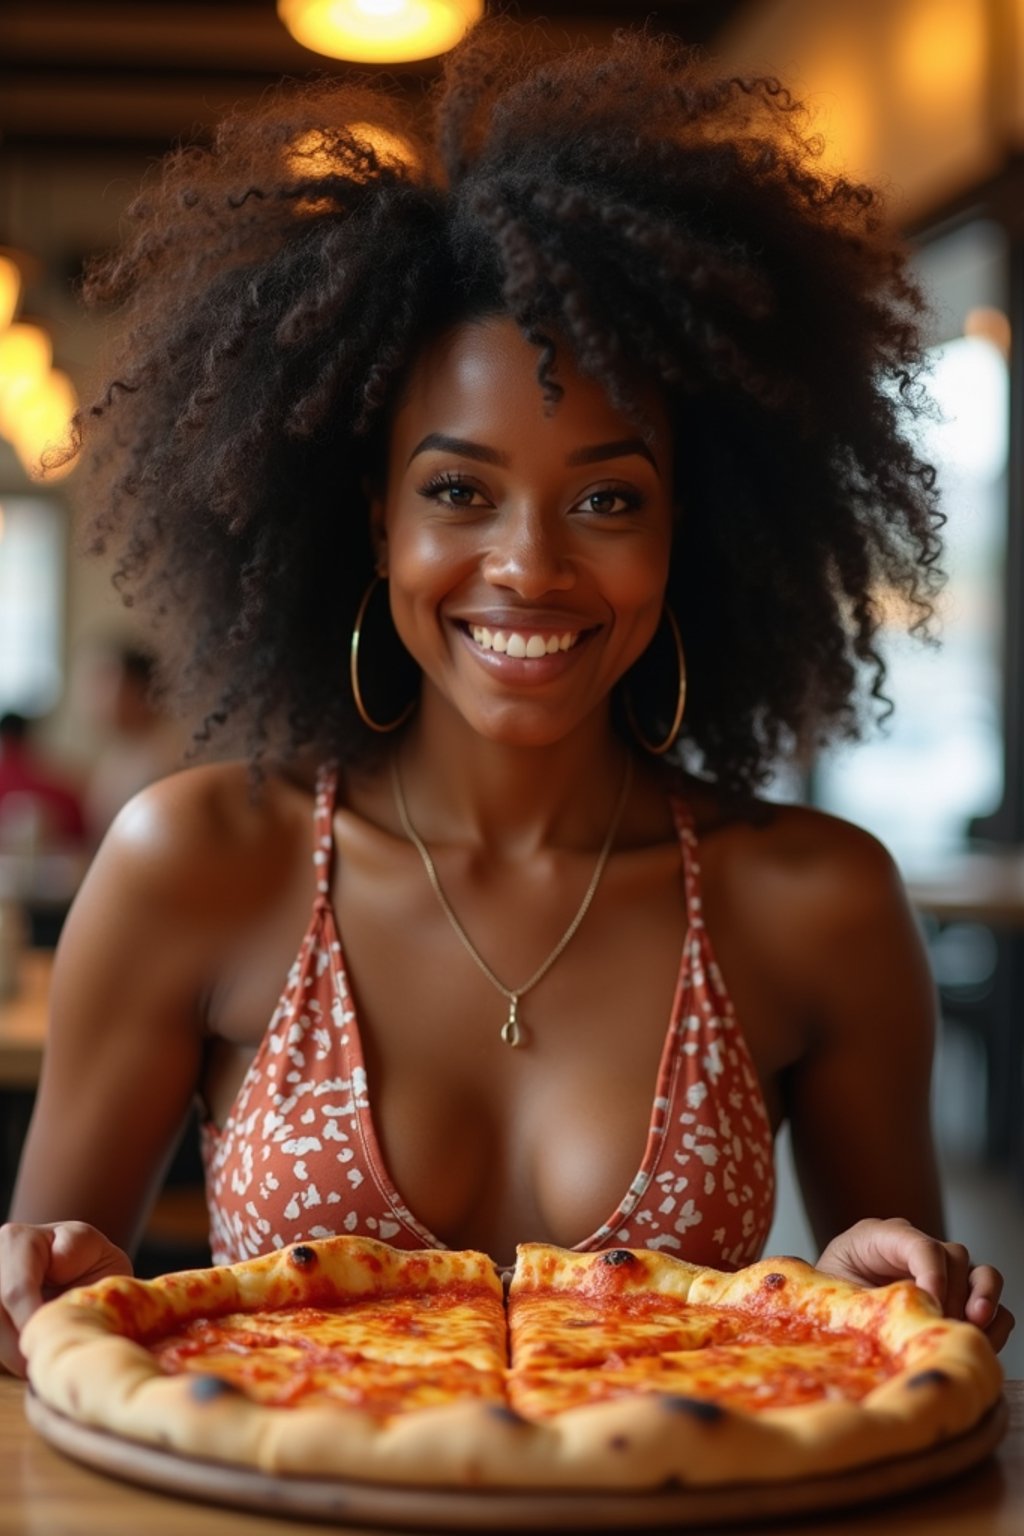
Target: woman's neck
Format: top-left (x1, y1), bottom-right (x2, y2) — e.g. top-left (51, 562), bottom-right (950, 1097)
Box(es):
top-left (392, 694), bottom-right (633, 859)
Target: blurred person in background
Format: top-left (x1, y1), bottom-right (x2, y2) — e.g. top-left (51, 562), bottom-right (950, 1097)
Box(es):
top-left (0, 713), bottom-right (86, 852)
top-left (77, 642), bottom-right (186, 843)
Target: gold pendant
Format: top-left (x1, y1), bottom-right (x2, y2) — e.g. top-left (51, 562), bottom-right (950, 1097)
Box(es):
top-left (500, 995), bottom-right (523, 1048)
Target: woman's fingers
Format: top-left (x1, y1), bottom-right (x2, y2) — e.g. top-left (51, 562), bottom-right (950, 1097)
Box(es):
top-left (0, 1221), bottom-right (133, 1378)
top-left (816, 1218), bottom-right (1015, 1352)
top-left (0, 1224), bottom-right (55, 1330)
top-left (45, 1221), bottom-right (132, 1291)
top-left (0, 1224), bottom-right (55, 1375)
top-left (964, 1263), bottom-right (1015, 1351)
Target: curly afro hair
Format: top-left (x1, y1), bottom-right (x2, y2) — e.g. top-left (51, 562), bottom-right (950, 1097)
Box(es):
top-left (64, 19), bottom-right (941, 794)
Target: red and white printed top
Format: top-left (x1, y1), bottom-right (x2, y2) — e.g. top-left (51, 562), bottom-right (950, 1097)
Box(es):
top-left (202, 768), bottom-right (776, 1269)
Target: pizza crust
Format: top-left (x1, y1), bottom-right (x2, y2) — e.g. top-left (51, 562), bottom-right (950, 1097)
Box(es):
top-left (21, 1236), bottom-right (1004, 1490)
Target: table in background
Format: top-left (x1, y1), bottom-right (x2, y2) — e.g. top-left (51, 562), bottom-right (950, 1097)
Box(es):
top-left (907, 850), bottom-right (1024, 927)
top-left (0, 948), bottom-right (51, 1218)
top-left (1, 1377), bottom-right (1021, 1536)
top-left (0, 947), bottom-right (50, 1090)
top-left (907, 851), bottom-right (1024, 1181)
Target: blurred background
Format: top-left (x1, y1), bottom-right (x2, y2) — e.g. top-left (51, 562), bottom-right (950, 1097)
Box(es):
top-left (1, 0), bottom-right (1022, 1367)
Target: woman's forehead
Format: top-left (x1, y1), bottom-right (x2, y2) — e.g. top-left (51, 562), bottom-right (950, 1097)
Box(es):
top-left (388, 315), bottom-right (672, 471)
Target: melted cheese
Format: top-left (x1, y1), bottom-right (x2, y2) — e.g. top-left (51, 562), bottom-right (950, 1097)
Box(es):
top-left (149, 1285), bottom-right (508, 1417)
top-left (508, 1286), bottom-right (895, 1418)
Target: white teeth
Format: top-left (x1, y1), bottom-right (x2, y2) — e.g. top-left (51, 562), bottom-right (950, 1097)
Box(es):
top-left (469, 626), bottom-right (582, 657)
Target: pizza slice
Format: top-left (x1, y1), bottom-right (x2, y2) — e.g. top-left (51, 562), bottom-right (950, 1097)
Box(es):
top-left (147, 1240), bottom-right (507, 1409)
top-left (504, 1243), bottom-right (1004, 1483)
top-left (21, 1236), bottom-right (516, 1481)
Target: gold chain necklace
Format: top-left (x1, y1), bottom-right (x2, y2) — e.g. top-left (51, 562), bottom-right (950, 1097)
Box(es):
top-left (391, 752), bottom-right (633, 1048)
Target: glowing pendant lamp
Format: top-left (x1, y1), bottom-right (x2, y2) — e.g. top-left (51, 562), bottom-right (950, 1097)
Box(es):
top-left (278, 0), bottom-right (484, 64)
top-left (0, 254), bottom-right (22, 330)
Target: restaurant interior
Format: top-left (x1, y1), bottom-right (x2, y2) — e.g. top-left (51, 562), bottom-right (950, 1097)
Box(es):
top-left (1, 0), bottom-right (1023, 1385)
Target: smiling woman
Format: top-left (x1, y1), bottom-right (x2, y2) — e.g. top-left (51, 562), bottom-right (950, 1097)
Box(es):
top-left (0, 19), bottom-right (1014, 1378)
top-left (374, 321), bottom-right (674, 753)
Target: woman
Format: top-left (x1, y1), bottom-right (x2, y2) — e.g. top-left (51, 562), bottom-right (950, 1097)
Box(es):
top-left (0, 22), bottom-right (1013, 1375)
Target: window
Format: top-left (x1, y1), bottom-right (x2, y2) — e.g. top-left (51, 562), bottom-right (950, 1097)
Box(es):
top-left (812, 219), bottom-right (1009, 873)
top-left (0, 495), bottom-right (65, 716)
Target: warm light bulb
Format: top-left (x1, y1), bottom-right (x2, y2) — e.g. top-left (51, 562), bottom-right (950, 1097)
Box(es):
top-left (5, 368), bottom-right (78, 481)
top-left (0, 321), bottom-right (52, 393)
top-left (278, 0), bottom-right (483, 64)
top-left (0, 257), bottom-right (21, 331)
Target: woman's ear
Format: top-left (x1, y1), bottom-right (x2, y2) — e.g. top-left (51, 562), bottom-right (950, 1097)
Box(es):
top-left (365, 476), bottom-right (388, 577)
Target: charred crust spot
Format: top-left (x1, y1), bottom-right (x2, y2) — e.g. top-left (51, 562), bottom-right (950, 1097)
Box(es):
top-left (661, 1395), bottom-right (725, 1423)
top-left (189, 1375), bottom-right (238, 1401)
top-left (908, 1369), bottom-right (950, 1390)
top-left (488, 1404), bottom-right (528, 1428)
top-left (289, 1245), bottom-right (318, 1268)
top-left (609, 1434), bottom-right (630, 1450)
top-left (762, 1272), bottom-right (787, 1291)
top-left (601, 1249), bottom-right (637, 1267)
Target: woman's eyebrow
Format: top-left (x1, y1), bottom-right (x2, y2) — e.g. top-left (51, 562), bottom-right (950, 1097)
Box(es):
top-left (408, 433), bottom-right (509, 467)
top-left (566, 438), bottom-right (659, 473)
top-left (407, 432), bottom-right (659, 474)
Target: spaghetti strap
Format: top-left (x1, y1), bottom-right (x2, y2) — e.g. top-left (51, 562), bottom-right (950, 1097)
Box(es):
top-left (312, 763), bottom-right (338, 901)
top-left (668, 794), bottom-right (704, 932)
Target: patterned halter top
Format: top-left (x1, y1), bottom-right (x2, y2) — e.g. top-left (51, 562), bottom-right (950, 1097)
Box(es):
top-left (202, 767), bottom-right (776, 1268)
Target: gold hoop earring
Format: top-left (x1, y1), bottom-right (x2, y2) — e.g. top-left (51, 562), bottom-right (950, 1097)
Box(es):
top-left (624, 605), bottom-right (687, 756)
top-left (349, 575), bottom-right (417, 734)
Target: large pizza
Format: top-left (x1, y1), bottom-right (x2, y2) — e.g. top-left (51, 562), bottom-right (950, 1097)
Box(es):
top-left (20, 1236), bottom-right (1002, 1491)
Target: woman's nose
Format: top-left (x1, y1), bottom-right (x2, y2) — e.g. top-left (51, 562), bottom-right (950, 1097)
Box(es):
top-left (480, 508), bottom-right (575, 596)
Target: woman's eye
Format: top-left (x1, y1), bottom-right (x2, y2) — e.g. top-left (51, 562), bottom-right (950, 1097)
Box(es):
top-left (418, 474), bottom-right (489, 509)
top-left (578, 488), bottom-right (642, 516)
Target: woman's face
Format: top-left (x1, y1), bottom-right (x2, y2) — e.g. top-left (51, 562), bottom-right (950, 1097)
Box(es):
top-left (374, 315), bottom-right (675, 749)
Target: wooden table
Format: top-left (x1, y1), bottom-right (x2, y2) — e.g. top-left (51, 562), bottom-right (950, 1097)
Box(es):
top-left (0, 1376), bottom-right (1021, 1535)
top-left (0, 947), bottom-right (50, 1090)
top-left (906, 850), bottom-right (1024, 927)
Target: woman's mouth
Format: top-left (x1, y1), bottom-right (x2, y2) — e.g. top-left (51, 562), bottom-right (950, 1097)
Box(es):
top-left (466, 625), bottom-right (584, 657)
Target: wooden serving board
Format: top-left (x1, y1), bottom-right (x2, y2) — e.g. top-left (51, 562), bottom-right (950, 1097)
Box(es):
top-left (25, 1391), bottom-right (1009, 1531)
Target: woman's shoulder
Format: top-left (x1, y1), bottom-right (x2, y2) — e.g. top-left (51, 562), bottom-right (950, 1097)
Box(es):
top-left (86, 758), bottom-right (318, 920)
top-left (675, 772), bottom-right (906, 935)
top-left (673, 776), bottom-right (927, 1040)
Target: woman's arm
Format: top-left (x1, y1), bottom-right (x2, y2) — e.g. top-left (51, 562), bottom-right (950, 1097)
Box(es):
top-left (11, 792), bottom-right (210, 1243)
top-left (784, 824), bottom-right (942, 1238)
top-left (780, 818), bottom-right (1013, 1348)
top-left (0, 762), bottom-right (272, 1374)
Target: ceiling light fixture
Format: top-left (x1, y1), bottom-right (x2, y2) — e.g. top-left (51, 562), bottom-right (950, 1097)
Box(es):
top-left (278, 0), bottom-right (484, 64)
top-left (0, 255), bottom-right (22, 331)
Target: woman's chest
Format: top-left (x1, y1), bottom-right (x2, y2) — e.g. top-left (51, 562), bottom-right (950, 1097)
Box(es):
top-left (204, 827), bottom-right (788, 1256)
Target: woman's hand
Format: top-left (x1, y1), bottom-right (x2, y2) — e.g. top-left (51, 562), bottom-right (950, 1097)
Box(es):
top-left (817, 1216), bottom-right (1015, 1353)
top-left (0, 1221), bottom-right (132, 1378)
